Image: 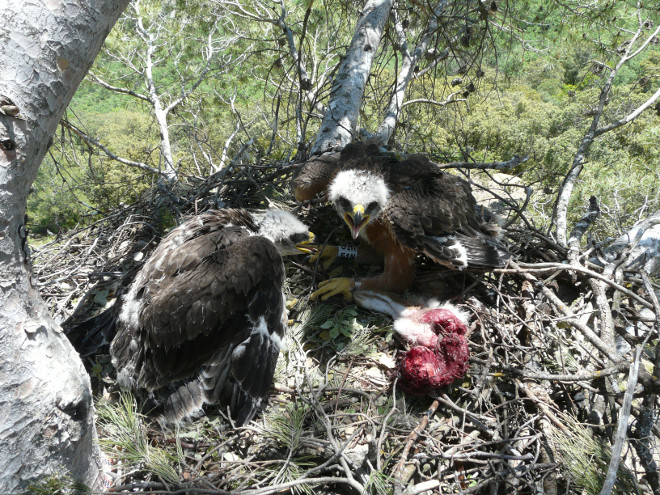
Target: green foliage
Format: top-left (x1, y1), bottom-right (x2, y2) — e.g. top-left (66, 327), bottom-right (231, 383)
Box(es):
top-left (28, 154), bottom-right (91, 235)
top-left (319, 305), bottom-right (360, 340)
top-left (27, 0), bottom-right (659, 240)
top-left (23, 475), bottom-right (89, 495)
top-left (263, 401), bottom-right (310, 453)
top-left (548, 414), bottom-right (641, 494)
top-left (96, 393), bottom-right (181, 484)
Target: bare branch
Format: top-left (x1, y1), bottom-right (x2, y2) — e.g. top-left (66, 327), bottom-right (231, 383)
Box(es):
top-left (401, 93), bottom-right (466, 108)
top-left (554, 14), bottom-right (650, 245)
top-left (88, 71), bottom-right (150, 102)
top-left (599, 346), bottom-right (644, 495)
top-left (61, 119), bottom-right (163, 176)
top-left (594, 85), bottom-right (660, 137)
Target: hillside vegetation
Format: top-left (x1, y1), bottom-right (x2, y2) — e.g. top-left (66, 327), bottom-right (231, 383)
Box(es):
top-left (29, 0), bottom-right (659, 237)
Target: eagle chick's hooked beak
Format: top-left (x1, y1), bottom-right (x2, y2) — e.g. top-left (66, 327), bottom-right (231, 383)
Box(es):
top-left (344, 204), bottom-right (370, 239)
top-left (296, 231), bottom-right (317, 254)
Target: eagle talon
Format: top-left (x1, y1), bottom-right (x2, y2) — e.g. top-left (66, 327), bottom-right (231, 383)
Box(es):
top-left (310, 277), bottom-right (355, 301)
top-left (308, 245), bottom-right (339, 270)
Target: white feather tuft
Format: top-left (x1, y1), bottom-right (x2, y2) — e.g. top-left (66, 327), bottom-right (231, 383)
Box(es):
top-left (254, 209), bottom-right (308, 244)
top-left (329, 169), bottom-right (390, 208)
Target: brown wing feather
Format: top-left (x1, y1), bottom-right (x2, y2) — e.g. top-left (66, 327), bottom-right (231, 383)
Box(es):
top-left (292, 151), bottom-right (341, 200)
top-left (138, 236), bottom-right (284, 384)
top-left (385, 171), bottom-right (481, 246)
top-left (110, 209), bottom-right (287, 424)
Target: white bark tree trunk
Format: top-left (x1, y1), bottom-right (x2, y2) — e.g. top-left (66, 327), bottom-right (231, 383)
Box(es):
top-left (0, 0), bottom-right (129, 492)
top-left (374, 0), bottom-right (448, 145)
top-left (310, 0), bottom-right (393, 155)
top-left (137, 5), bottom-right (178, 180)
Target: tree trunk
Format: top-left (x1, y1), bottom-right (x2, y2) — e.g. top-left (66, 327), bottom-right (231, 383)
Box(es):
top-left (310, 0), bottom-right (393, 155)
top-left (0, 0), bottom-right (129, 492)
top-left (374, 0), bottom-right (448, 145)
top-left (138, 8), bottom-right (178, 180)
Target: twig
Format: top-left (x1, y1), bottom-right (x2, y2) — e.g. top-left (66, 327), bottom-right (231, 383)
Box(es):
top-left (438, 154), bottom-right (529, 171)
top-left (504, 261), bottom-right (619, 359)
top-left (392, 399), bottom-right (440, 495)
top-left (516, 380), bottom-right (569, 434)
top-left (470, 357), bottom-right (632, 382)
top-left (598, 345), bottom-right (642, 495)
top-left (630, 273), bottom-right (660, 495)
top-left (496, 262), bottom-right (653, 310)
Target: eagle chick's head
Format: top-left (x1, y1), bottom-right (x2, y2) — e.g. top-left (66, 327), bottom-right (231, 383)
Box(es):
top-left (328, 169), bottom-right (389, 239)
top-left (255, 209), bottom-right (314, 256)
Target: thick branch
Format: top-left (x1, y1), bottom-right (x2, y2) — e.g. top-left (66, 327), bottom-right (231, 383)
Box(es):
top-left (374, 0), bottom-right (448, 145)
top-left (310, 0), bottom-right (393, 154)
top-left (599, 347), bottom-right (643, 495)
top-left (594, 84), bottom-right (660, 137)
top-left (135, 2), bottom-right (177, 180)
top-left (0, 1), bottom-right (129, 491)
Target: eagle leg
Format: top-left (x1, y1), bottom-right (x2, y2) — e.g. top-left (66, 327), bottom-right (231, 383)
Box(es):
top-left (353, 247), bottom-right (415, 293)
top-left (309, 245), bottom-right (340, 270)
top-left (310, 277), bottom-right (356, 302)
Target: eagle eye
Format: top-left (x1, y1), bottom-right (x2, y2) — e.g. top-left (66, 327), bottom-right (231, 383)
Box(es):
top-left (289, 232), bottom-right (307, 244)
top-left (338, 197), bottom-right (352, 210)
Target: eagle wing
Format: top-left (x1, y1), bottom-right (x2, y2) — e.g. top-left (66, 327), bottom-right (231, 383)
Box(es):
top-left (383, 169), bottom-right (507, 268)
top-left (385, 170), bottom-right (480, 244)
top-left (111, 211), bottom-right (286, 424)
top-left (292, 151), bottom-right (342, 201)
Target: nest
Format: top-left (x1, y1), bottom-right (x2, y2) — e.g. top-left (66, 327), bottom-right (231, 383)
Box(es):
top-left (31, 157), bottom-right (659, 494)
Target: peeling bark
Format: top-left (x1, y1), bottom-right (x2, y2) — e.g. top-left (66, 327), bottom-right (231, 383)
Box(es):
top-left (0, 0), bottom-right (129, 491)
top-left (310, 0), bottom-right (393, 155)
top-left (374, 0), bottom-right (448, 145)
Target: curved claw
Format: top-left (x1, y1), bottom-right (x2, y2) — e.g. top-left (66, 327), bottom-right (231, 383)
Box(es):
top-left (309, 245), bottom-right (339, 270)
top-left (310, 277), bottom-right (355, 302)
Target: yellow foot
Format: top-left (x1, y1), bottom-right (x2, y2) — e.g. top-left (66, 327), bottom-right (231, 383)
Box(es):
top-left (285, 298), bottom-right (299, 310)
top-left (309, 245), bottom-right (339, 270)
top-left (310, 277), bottom-right (356, 302)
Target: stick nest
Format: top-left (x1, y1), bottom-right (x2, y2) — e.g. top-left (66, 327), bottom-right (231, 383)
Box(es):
top-left (31, 158), bottom-right (659, 495)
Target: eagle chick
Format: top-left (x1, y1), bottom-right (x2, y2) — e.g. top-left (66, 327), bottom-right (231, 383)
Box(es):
top-left (294, 142), bottom-right (510, 300)
top-left (109, 208), bottom-right (312, 426)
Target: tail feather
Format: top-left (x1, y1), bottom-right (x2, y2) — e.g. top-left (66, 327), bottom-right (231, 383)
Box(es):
top-left (457, 233), bottom-right (510, 268)
top-left (163, 380), bottom-right (205, 423)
